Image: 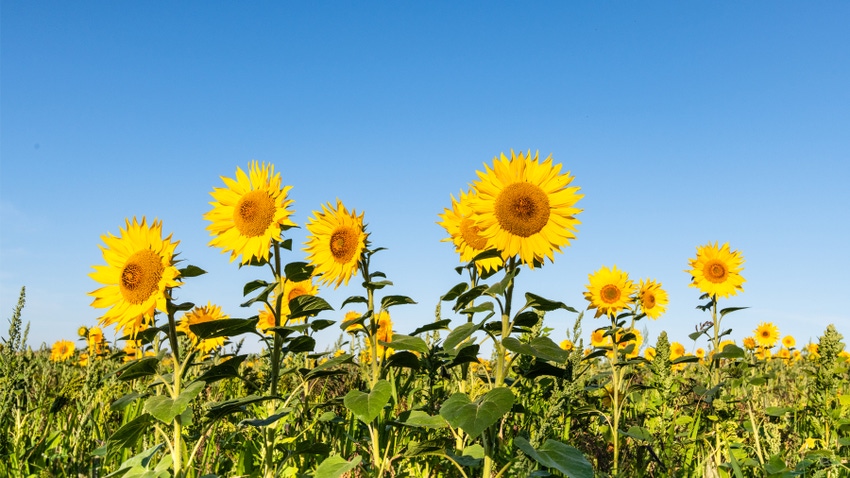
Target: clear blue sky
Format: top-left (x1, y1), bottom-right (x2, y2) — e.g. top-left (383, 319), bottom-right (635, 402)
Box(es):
top-left (2, 2), bottom-right (849, 354)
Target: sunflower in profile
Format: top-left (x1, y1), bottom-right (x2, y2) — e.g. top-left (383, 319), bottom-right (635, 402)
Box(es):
top-left (670, 342), bottom-right (686, 361)
top-left (258, 276), bottom-right (320, 331)
top-left (687, 242), bottom-right (745, 298)
top-left (644, 347), bottom-right (657, 361)
top-left (754, 322), bottom-right (779, 348)
top-left (205, 161), bottom-right (296, 265)
top-left (469, 150), bottom-right (583, 267)
top-left (304, 199), bottom-right (367, 288)
top-left (742, 336), bottom-right (756, 350)
top-left (89, 217), bottom-right (182, 335)
top-left (373, 309), bottom-right (394, 357)
top-left (178, 302), bottom-right (229, 355)
top-left (590, 329), bottom-right (610, 348)
top-left (637, 279), bottom-right (668, 320)
top-left (50, 340), bottom-right (75, 362)
top-left (438, 189), bottom-right (503, 273)
top-left (584, 265), bottom-right (636, 318)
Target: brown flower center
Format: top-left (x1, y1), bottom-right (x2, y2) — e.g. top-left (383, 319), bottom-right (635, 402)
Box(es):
top-left (494, 182), bottom-right (550, 238)
top-left (233, 190), bottom-right (276, 237)
top-left (459, 217), bottom-right (488, 250)
top-left (600, 284), bottom-right (621, 304)
top-left (330, 226), bottom-right (359, 263)
top-left (642, 291), bottom-right (656, 309)
top-left (120, 250), bottom-right (164, 305)
top-left (704, 260), bottom-right (728, 283)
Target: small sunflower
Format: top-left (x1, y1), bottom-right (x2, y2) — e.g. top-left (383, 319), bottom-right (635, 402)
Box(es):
top-left (258, 276), bottom-right (319, 331)
top-left (205, 161), bottom-right (296, 264)
top-left (637, 278), bottom-right (668, 320)
top-left (437, 189), bottom-right (503, 273)
top-left (670, 342), bottom-right (686, 360)
top-left (177, 302), bottom-right (229, 354)
top-left (754, 322), bottom-right (779, 348)
top-left (89, 217), bottom-right (182, 335)
top-left (782, 335), bottom-right (796, 349)
top-left (469, 150), bottom-right (583, 267)
top-left (644, 347), bottom-right (657, 361)
top-left (591, 329), bottom-right (610, 348)
top-left (742, 337), bottom-right (756, 350)
top-left (584, 265), bottom-right (636, 318)
top-left (50, 340), bottom-right (75, 362)
top-left (560, 339), bottom-right (574, 352)
top-left (687, 242), bottom-right (745, 298)
top-left (304, 199), bottom-right (367, 288)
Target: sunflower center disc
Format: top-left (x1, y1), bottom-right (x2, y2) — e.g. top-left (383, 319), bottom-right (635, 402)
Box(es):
top-left (119, 250), bottom-right (165, 305)
top-left (494, 182), bottom-right (550, 238)
top-left (234, 190), bottom-right (276, 237)
top-left (330, 226), bottom-right (358, 263)
top-left (459, 217), bottom-right (488, 250)
top-left (704, 260), bottom-right (728, 283)
top-left (601, 284), bottom-right (621, 304)
top-left (642, 292), bottom-right (656, 309)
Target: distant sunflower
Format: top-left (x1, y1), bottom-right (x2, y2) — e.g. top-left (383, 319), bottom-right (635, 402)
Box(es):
top-left (205, 161), bottom-right (296, 264)
top-left (89, 217), bottom-right (181, 335)
top-left (259, 276), bottom-right (320, 331)
top-left (304, 199), bottom-right (367, 288)
top-left (637, 278), bottom-right (668, 320)
top-left (670, 342), bottom-right (686, 360)
top-left (374, 309), bottom-right (394, 357)
top-left (469, 150), bottom-right (583, 267)
top-left (591, 329), bottom-right (610, 348)
top-left (50, 340), bottom-right (75, 362)
top-left (437, 189), bottom-right (503, 273)
top-left (782, 335), bottom-right (796, 349)
top-left (742, 337), bottom-right (756, 350)
top-left (560, 339), bottom-right (574, 352)
top-left (178, 302), bottom-right (229, 354)
top-left (754, 322), bottom-right (779, 348)
top-left (584, 265), bottom-right (636, 318)
top-left (644, 347), bottom-right (657, 361)
top-left (687, 242), bottom-right (745, 298)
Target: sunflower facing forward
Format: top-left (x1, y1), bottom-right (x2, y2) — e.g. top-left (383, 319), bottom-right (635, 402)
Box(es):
top-left (754, 322), bottom-right (780, 348)
top-left (687, 242), bottom-right (745, 299)
top-left (177, 302), bottom-right (229, 355)
top-left (304, 199), bottom-right (367, 288)
top-left (437, 188), bottom-right (503, 273)
top-left (469, 150), bottom-right (583, 267)
top-left (205, 161), bottom-right (296, 264)
top-left (89, 217), bottom-right (182, 335)
top-left (584, 265), bottom-right (636, 318)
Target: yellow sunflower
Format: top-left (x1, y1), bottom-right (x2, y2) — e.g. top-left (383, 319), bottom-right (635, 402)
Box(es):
top-left (205, 161), bottom-right (296, 264)
top-left (644, 347), bottom-right (657, 361)
top-left (469, 150), bottom-right (583, 267)
top-left (560, 339), bottom-right (574, 352)
top-left (590, 329), bottom-right (610, 347)
top-left (50, 340), bottom-right (75, 362)
top-left (637, 279), bottom-right (668, 320)
top-left (304, 199), bottom-right (367, 288)
top-left (177, 302), bottom-right (229, 354)
top-left (87, 326), bottom-right (108, 356)
top-left (754, 322), bottom-right (779, 348)
top-left (584, 265), bottom-right (636, 318)
top-left (670, 342), bottom-right (686, 360)
top-left (742, 336), bottom-right (756, 350)
top-left (437, 189), bottom-right (503, 273)
top-left (687, 242), bottom-right (745, 298)
top-left (89, 217), bottom-right (182, 335)
top-left (374, 309), bottom-right (394, 355)
top-left (258, 276), bottom-right (320, 331)
top-left (123, 340), bottom-right (143, 362)
top-left (782, 335), bottom-right (796, 349)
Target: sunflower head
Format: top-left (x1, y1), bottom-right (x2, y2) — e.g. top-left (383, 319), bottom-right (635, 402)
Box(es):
top-left (469, 150), bottom-right (583, 268)
top-left (637, 278), bottom-right (668, 320)
top-left (205, 161), bottom-right (296, 265)
top-left (89, 217), bottom-right (182, 335)
top-left (670, 342), bottom-right (686, 360)
top-left (782, 335), bottom-right (796, 349)
top-left (590, 329), bottom-right (611, 348)
top-left (177, 302), bottom-right (229, 354)
top-left (304, 199), bottom-right (368, 289)
top-left (259, 276), bottom-right (320, 332)
top-left (560, 339), bottom-right (574, 352)
top-left (438, 189), bottom-right (503, 273)
top-left (687, 242), bottom-right (745, 299)
top-left (754, 322), bottom-right (779, 348)
top-left (50, 340), bottom-right (76, 362)
top-left (584, 265), bottom-right (636, 318)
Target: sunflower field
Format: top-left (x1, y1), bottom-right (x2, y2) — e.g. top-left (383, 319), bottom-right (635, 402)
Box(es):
top-left (1, 152), bottom-right (848, 478)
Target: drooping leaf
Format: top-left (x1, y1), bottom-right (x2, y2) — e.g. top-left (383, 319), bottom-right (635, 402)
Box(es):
top-left (205, 395), bottom-right (279, 422)
top-left (341, 295), bottom-right (368, 308)
top-left (144, 380), bottom-right (206, 424)
top-left (288, 295), bottom-right (334, 320)
top-left (283, 261), bottom-right (314, 282)
top-left (439, 387), bottom-right (514, 438)
top-left (107, 413), bottom-right (155, 450)
top-left (283, 335), bottom-right (316, 354)
top-left (178, 265), bottom-right (206, 278)
top-left (388, 334), bottom-right (429, 354)
top-left (343, 380), bottom-right (392, 424)
top-left (409, 319), bottom-right (452, 336)
top-left (313, 455), bottom-right (362, 478)
top-left (191, 355), bottom-right (247, 385)
top-left (443, 320), bottom-right (483, 352)
top-left (441, 282), bottom-right (469, 302)
top-left (115, 356), bottom-right (160, 381)
top-left (189, 317), bottom-right (260, 340)
top-left (514, 436), bottom-right (593, 478)
top-left (503, 336), bottom-right (568, 363)
top-left (395, 410), bottom-right (448, 429)
top-left (381, 295), bottom-right (417, 309)
top-left (524, 293), bottom-right (577, 312)
top-left (385, 351), bottom-right (421, 370)
top-left (304, 353), bottom-right (355, 379)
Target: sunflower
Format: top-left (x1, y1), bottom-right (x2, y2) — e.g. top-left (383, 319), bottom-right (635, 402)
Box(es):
top-left (560, 339), bottom-right (574, 352)
top-left (342, 310), bottom-right (363, 333)
top-left (89, 217), bottom-right (182, 335)
top-left (87, 326), bottom-right (107, 356)
top-left (374, 309), bottom-right (394, 356)
top-left (644, 347), bottom-right (657, 361)
top-left (258, 276), bottom-right (319, 331)
top-left (782, 335), bottom-right (796, 349)
top-left (584, 266), bottom-right (636, 318)
top-left (468, 150), bottom-right (583, 267)
top-left (590, 329), bottom-right (610, 348)
top-left (77, 326), bottom-right (89, 338)
top-left (742, 337), bottom-right (756, 350)
top-left (50, 340), bottom-right (75, 362)
top-left (123, 340), bottom-right (143, 362)
top-left (304, 199), bottom-right (367, 288)
top-left (637, 279), bottom-right (668, 320)
top-left (670, 342), bottom-right (686, 360)
top-left (205, 161), bottom-right (296, 264)
top-left (754, 322), bottom-right (779, 348)
top-left (437, 189), bottom-right (503, 273)
top-left (177, 302), bottom-right (229, 354)
top-left (687, 242), bottom-right (745, 298)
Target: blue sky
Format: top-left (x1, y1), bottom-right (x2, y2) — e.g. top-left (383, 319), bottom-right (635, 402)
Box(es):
top-left (2, 2), bottom-right (849, 354)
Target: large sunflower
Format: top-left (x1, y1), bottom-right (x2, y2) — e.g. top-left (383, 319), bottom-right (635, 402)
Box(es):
top-left (437, 189), bottom-right (503, 273)
top-left (754, 322), bottom-right (779, 348)
top-left (637, 278), bottom-right (669, 320)
top-left (89, 218), bottom-right (182, 334)
top-left (205, 161), bottom-right (296, 264)
top-left (687, 242), bottom-right (745, 298)
top-left (469, 150), bottom-right (583, 267)
top-left (177, 302), bottom-right (229, 354)
top-left (584, 265), bottom-right (636, 318)
top-left (304, 199), bottom-right (367, 288)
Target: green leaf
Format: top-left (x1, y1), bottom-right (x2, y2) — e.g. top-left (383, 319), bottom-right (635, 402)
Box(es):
top-left (144, 380), bottom-right (206, 424)
top-left (396, 410), bottom-right (447, 429)
top-left (343, 380), bottom-right (392, 424)
top-left (439, 387), bottom-right (514, 438)
top-left (190, 317), bottom-right (260, 340)
top-left (387, 334), bottom-right (429, 354)
top-left (459, 302), bottom-right (494, 315)
top-left (443, 320), bottom-right (484, 352)
top-left (178, 265), bottom-right (206, 278)
top-left (205, 395), bottom-right (279, 422)
top-left (409, 319), bottom-right (451, 336)
top-left (191, 355), bottom-right (247, 386)
top-left (453, 285), bottom-right (488, 312)
top-left (104, 443), bottom-right (168, 478)
top-left (115, 356), bottom-right (160, 381)
top-left (304, 354), bottom-right (354, 379)
top-left (284, 261), bottom-right (314, 282)
top-left (107, 413), bottom-right (154, 450)
top-left (385, 351), bottom-right (421, 370)
top-left (240, 282), bottom-right (276, 306)
top-left (239, 409), bottom-right (291, 428)
top-left (485, 267), bottom-right (518, 297)
top-left (314, 455), bottom-right (362, 478)
top-left (720, 307), bottom-right (749, 318)
top-left (622, 426), bottom-right (653, 442)
top-left (310, 319), bottom-right (336, 331)
top-left (341, 295), bottom-right (368, 308)
top-left (381, 295), bottom-right (417, 309)
top-left (524, 293), bottom-right (576, 312)
top-left (714, 344), bottom-right (746, 360)
top-left (502, 336), bottom-right (569, 363)
top-left (688, 331), bottom-right (703, 341)
top-left (764, 454), bottom-right (788, 474)
top-left (765, 406), bottom-right (794, 417)
top-left (289, 295), bottom-right (334, 320)
top-left (513, 310), bottom-right (541, 328)
top-left (514, 436), bottom-right (593, 478)
top-left (283, 335), bottom-right (316, 354)
top-left (111, 392), bottom-right (145, 411)
top-left (441, 282), bottom-right (469, 302)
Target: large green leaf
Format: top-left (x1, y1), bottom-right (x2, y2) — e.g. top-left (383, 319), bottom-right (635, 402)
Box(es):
top-left (409, 319), bottom-right (452, 336)
top-left (380, 295), bottom-right (417, 309)
top-left (439, 387), bottom-right (514, 438)
top-left (190, 355), bottom-right (247, 386)
top-left (115, 356), bottom-right (160, 381)
top-left (205, 395), bottom-right (279, 422)
top-left (386, 334), bottom-right (429, 354)
top-left (502, 336), bottom-right (569, 363)
top-left (343, 380), bottom-right (392, 424)
top-left (443, 321), bottom-right (482, 352)
top-left (524, 292), bottom-right (577, 312)
top-left (189, 317), bottom-right (260, 340)
top-left (289, 295), bottom-right (334, 320)
top-left (106, 413), bottom-right (154, 450)
top-left (313, 455), bottom-right (362, 478)
top-left (284, 261), bottom-right (314, 282)
top-left (514, 436), bottom-right (593, 478)
top-left (395, 410), bottom-right (448, 429)
top-left (143, 380), bottom-right (206, 424)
